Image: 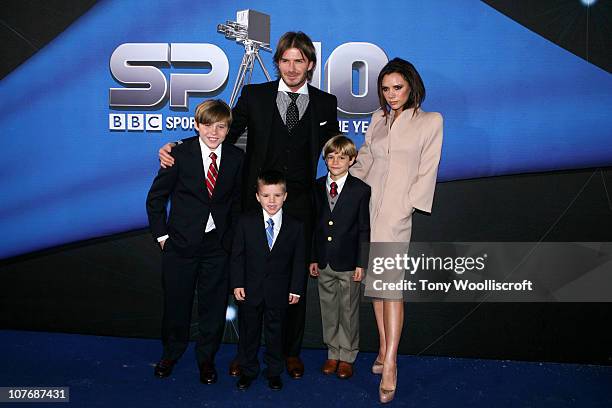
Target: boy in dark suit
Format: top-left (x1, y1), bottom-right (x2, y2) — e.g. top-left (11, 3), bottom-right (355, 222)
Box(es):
top-left (146, 100), bottom-right (244, 384)
top-left (309, 135), bottom-right (370, 379)
top-left (231, 171), bottom-right (305, 391)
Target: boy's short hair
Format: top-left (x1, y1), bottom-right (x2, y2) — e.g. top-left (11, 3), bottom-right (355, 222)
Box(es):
top-left (322, 135), bottom-right (357, 159)
top-left (257, 170), bottom-right (287, 192)
top-left (194, 99), bottom-right (232, 126)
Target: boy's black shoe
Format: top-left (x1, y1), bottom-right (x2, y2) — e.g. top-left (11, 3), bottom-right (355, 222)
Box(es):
top-left (154, 359), bottom-right (176, 378)
top-left (199, 362), bottom-right (218, 384)
top-left (237, 375), bottom-right (254, 390)
top-left (268, 376), bottom-right (283, 391)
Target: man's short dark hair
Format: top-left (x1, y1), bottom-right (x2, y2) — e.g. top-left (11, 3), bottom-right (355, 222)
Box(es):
top-left (273, 31), bottom-right (317, 81)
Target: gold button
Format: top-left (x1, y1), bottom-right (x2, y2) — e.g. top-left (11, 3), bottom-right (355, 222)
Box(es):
top-left (328, 220), bottom-right (334, 226)
top-left (327, 236), bottom-right (332, 241)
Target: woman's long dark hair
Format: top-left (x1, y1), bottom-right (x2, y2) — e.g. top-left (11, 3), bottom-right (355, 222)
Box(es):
top-left (377, 57), bottom-right (426, 117)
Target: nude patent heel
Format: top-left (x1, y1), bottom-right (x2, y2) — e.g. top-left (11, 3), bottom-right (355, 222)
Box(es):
top-left (371, 359), bottom-right (383, 375)
top-left (378, 368), bottom-right (397, 404)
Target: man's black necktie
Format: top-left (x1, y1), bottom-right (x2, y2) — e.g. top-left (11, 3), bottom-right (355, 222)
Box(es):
top-left (285, 92), bottom-right (300, 132)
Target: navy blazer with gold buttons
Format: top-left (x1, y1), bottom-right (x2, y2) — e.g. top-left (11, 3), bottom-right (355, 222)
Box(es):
top-left (311, 173), bottom-right (370, 271)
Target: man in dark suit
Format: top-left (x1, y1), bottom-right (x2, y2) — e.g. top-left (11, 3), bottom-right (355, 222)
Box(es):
top-left (146, 100), bottom-right (244, 384)
top-left (231, 171), bottom-right (305, 391)
top-left (159, 31), bottom-right (339, 378)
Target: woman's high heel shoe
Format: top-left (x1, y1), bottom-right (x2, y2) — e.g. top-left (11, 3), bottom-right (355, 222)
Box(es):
top-left (371, 359), bottom-right (383, 375)
top-left (378, 368), bottom-right (397, 404)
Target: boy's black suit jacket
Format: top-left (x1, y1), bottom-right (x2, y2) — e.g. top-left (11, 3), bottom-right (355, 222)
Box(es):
top-left (311, 173), bottom-right (370, 271)
top-left (146, 139), bottom-right (244, 256)
top-left (230, 210), bottom-right (305, 308)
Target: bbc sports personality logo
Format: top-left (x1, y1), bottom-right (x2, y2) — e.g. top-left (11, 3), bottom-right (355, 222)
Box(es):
top-left (108, 42), bottom-right (388, 133)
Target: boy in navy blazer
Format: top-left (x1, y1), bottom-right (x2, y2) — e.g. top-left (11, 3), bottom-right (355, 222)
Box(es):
top-left (231, 171), bottom-right (305, 391)
top-left (309, 135), bottom-right (370, 379)
top-left (146, 100), bottom-right (244, 384)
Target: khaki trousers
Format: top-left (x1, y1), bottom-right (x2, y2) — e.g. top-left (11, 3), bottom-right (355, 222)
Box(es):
top-left (317, 265), bottom-right (361, 362)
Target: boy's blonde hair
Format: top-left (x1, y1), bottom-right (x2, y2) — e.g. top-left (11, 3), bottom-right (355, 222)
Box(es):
top-left (194, 99), bottom-right (232, 126)
top-left (322, 135), bottom-right (357, 159)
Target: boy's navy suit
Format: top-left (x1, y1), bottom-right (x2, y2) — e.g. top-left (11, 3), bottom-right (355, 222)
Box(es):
top-left (146, 139), bottom-right (244, 365)
top-left (230, 210), bottom-right (305, 377)
top-left (311, 173), bottom-right (370, 271)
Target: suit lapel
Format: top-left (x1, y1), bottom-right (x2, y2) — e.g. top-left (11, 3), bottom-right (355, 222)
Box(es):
top-left (307, 84), bottom-right (319, 177)
top-left (189, 138), bottom-right (210, 203)
top-left (255, 211), bottom-right (271, 255)
top-left (257, 80), bottom-right (280, 167)
top-left (317, 178), bottom-right (332, 214)
top-left (211, 144), bottom-right (232, 200)
top-left (330, 174), bottom-right (353, 214)
top-left (270, 214), bottom-right (289, 255)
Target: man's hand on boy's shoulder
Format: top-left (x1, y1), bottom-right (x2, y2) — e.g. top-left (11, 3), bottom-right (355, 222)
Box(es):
top-left (309, 263), bottom-right (319, 277)
top-left (159, 142), bottom-right (177, 168)
top-left (288, 293), bottom-right (300, 305)
top-left (353, 267), bottom-right (364, 282)
top-left (234, 288), bottom-right (245, 301)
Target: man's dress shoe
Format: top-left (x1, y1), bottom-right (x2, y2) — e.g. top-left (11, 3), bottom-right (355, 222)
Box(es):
top-left (286, 356), bottom-right (304, 379)
top-left (229, 358), bottom-right (241, 377)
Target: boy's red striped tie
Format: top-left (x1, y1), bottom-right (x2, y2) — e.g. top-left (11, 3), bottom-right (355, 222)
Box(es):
top-left (206, 152), bottom-right (218, 198)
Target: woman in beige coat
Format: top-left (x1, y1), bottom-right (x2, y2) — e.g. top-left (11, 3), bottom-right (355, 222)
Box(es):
top-left (350, 58), bottom-right (443, 403)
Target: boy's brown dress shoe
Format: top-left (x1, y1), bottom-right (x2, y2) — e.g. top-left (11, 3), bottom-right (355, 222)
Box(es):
top-left (321, 359), bottom-right (339, 375)
top-left (336, 361), bottom-right (353, 379)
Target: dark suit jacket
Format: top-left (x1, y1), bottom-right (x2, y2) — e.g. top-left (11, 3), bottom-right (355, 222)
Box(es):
top-left (230, 210), bottom-right (305, 308)
top-left (311, 174), bottom-right (370, 271)
top-left (227, 80), bottom-right (339, 210)
top-left (146, 139), bottom-right (244, 256)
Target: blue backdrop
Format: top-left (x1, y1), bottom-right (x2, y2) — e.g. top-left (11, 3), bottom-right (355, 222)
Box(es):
top-left (1, 0), bottom-right (610, 258)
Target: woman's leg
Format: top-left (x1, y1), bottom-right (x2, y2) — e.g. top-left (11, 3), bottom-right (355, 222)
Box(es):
top-left (372, 299), bottom-right (386, 363)
top-left (381, 300), bottom-right (404, 390)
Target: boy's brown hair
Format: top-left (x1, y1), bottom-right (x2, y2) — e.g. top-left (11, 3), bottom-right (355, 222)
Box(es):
top-left (257, 170), bottom-right (287, 192)
top-left (194, 99), bottom-right (232, 126)
top-left (322, 135), bottom-right (357, 159)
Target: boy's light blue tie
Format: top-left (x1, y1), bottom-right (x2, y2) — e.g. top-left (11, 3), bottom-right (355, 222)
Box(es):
top-left (266, 218), bottom-right (275, 249)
